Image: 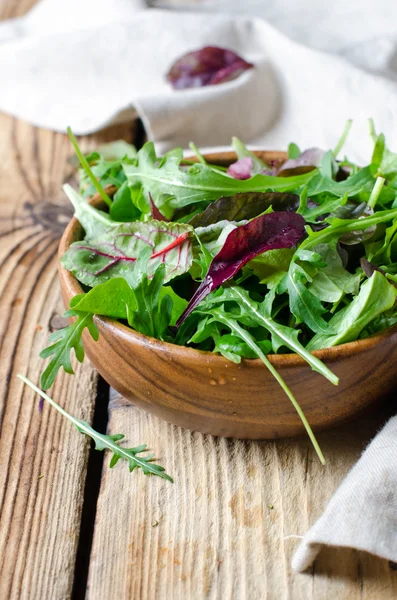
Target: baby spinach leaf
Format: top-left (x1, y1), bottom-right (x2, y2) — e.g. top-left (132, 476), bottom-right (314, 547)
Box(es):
top-left (109, 181), bottom-right (142, 222)
top-left (307, 271), bottom-right (397, 350)
top-left (248, 248), bottom-right (295, 287)
top-left (40, 310), bottom-right (99, 390)
top-left (70, 278), bottom-right (137, 319)
top-left (123, 142), bottom-right (317, 213)
top-left (62, 220), bottom-right (193, 288)
top-left (177, 212), bottom-right (305, 326)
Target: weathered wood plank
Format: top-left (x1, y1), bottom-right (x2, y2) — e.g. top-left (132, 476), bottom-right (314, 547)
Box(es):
top-left (88, 393), bottom-right (397, 600)
top-left (0, 55), bottom-right (136, 599)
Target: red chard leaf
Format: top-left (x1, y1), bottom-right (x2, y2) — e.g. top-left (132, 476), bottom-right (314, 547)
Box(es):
top-left (176, 212), bottom-right (305, 325)
top-left (166, 46), bottom-right (254, 90)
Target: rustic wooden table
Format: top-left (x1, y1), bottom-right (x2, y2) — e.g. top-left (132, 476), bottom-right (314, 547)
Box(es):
top-left (1, 2), bottom-right (397, 599)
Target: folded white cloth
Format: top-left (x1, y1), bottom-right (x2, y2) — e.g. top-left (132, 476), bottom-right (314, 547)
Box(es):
top-left (292, 416), bottom-right (397, 572)
top-left (2, 0), bottom-right (397, 161)
top-left (2, 0), bottom-right (397, 571)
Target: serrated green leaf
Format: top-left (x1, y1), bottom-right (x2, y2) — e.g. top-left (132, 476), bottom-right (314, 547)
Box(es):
top-left (18, 375), bottom-right (172, 482)
top-left (40, 311), bottom-right (98, 390)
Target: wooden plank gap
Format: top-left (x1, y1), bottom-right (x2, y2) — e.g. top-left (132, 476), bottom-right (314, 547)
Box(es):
top-left (71, 376), bottom-right (110, 600)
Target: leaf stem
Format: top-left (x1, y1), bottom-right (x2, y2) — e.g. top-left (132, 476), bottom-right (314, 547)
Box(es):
top-left (188, 142), bottom-right (206, 165)
top-left (333, 119), bottom-right (353, 157)
top-left (213, 316), bottom-right (326, 464)
top-left (231, 288), bottom-right (339, 385)
top-left (67, 126), bottom-right (113, 208)
top-left (367, 176), bottom-right (385, 209)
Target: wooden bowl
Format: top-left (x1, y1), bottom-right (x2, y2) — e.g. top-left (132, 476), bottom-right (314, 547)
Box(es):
top-left (58, 151), bottom-right (397, 439)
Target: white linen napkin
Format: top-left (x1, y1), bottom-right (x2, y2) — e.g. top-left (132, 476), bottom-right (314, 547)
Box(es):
top-left (1, 0), bottom-right (397, 162)
top-left (2, 0), bottom-right (397, 571)
top-left (292, 415), bottom-right (397, 572)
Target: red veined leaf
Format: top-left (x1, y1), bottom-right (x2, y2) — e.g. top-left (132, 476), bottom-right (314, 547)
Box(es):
top-left (176, 211), bottom-right (305, 325)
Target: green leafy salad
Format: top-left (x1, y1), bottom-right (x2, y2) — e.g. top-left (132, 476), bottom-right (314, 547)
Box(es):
top-left (19, 121), bottom-right (397, 475)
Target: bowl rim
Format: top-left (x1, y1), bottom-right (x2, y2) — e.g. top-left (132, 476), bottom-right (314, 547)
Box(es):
top-left (58, 149), bottom-right (397, 368)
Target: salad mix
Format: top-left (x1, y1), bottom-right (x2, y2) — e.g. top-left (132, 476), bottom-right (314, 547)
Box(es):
top-left (20, 121), bottom-right (397, 474)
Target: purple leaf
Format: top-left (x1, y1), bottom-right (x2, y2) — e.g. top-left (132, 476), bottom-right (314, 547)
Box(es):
top-left (227, 157), bottom-right (253, 180)
top-left (360, 258), bottom-right (397, 288)
top-left (189, 191), bottom-right (300, 228)
top-left (278, 148), bottom-right (325, 174)
top-left (149, 193), bottom-right (169, 222)
top-left (166, 46), bottom-right (254, 90)
top-left (176, 212), bottom-right (305, 326)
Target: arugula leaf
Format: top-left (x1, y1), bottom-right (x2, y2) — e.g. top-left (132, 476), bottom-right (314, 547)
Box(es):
top-left (202, 305), bottom-right (326, 464)
top-left (64, 184), bottom-right (117, 240)
top-left (214, 334), bottom-right (272, 362)
top-left (287, 259), bottom-right (333, 334)
top-left (18, 375), bottom-right (172, 481)
top-left (202, 286), bottom-right (339, 385)
top-left (40, 310), bottom-right (99, 390)
top-left (127, 263), bottom-right (173, 339)
top-left (308, 243), bottom-right (360, 303)
top-left (67, 127), bottom-right (113, 208)
top-left (306, 166), bottom-right (375, 197)
top-left (307, 271), bottom-right (397, 350)
top-left (62, 220), bottom-right (193, 288)
top-left (123, 142), bottom-right (317, 213)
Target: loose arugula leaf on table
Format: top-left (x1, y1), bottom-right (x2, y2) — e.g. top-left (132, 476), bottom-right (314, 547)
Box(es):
top-left (40, 310), bottom-right (99, 390)
top-left (307, 271), bottom-right (397, 350)
top-left (123, 142), bottom-right (317, 215)
top-left (62, 219), bottom-right (193, 288)
top-left (177, 211), bottom-right (305, 325)
top-left (18, 375), bottom-right (172, 481)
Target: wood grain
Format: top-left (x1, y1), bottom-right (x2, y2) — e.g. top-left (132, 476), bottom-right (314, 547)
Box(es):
top-left (0, 3), bottom-right (137, 589)
top-left (88, 393), bottom-right (397, 600)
